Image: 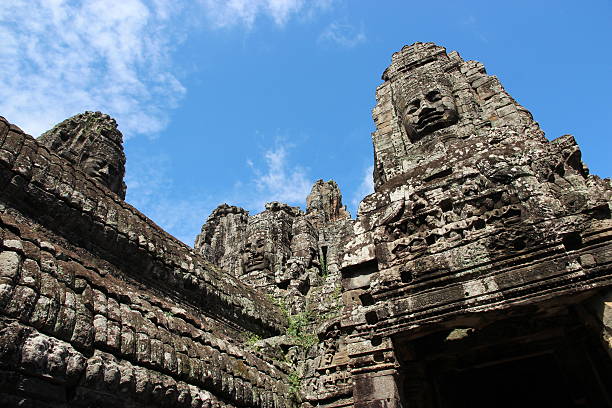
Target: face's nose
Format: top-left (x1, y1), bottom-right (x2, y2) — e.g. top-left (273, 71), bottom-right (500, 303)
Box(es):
top-left (419, 98), bottom-right (435, 113)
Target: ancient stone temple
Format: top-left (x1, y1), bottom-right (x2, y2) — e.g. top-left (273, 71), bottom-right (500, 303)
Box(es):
top-left (0, 42), bottom-right (611, 407)
top-left (341, 42), bottom-right (612, 407)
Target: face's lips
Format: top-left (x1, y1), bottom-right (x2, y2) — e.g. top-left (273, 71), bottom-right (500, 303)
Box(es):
top-left (416, 111), bottom-right (444, 130)
top-left (244, 254), bottom-right (269, 272)
top-left (89, 173), bottom-right (109, 185)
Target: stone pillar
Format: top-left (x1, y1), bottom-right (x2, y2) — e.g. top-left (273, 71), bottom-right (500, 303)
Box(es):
top-left (348, 336), bottom-right (402, 408)
top-left (353, 368), bottom-right (401, 408)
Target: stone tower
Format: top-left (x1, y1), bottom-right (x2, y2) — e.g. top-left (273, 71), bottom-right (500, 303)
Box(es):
top-left (338, 42), bottom-right (612, 407)
top-left (38, 111), bottom-right (127, 199)
top-left (372, 42), bottom-right (537, 189)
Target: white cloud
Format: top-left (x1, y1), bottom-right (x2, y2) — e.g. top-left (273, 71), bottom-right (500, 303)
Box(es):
top-left (244, 144), bottom-right (313, 211)
top-left (123, 143), bottom-right (315, 244)
top-left (125, 152), bottom-right (215, 245)
top-left (0, 0), bottom-right (186, 137)
top-left (351, 164), bottom-right (374, 214)
top-left (201, 0), bottom-right (332, 28)
top-left (319, 21), bottom-right (366, 48)
top-left (0, 0), bottom-right (333, 139)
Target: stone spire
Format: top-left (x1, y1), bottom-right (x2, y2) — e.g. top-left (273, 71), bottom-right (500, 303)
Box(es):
top-left (306, 179), bottom-right (350, 227)
top-left (194, 203), bottom-right (249, 274)
top-left (373, 42), bottom-right (539, 190)
top-left (38, 111), bottom-right (127, 198)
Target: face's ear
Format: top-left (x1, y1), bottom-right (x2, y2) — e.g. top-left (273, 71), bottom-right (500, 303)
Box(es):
top-left (402, 115), bottom-right (419, 143)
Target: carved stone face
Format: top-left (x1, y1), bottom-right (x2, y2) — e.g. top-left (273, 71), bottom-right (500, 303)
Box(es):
top-left (81, 152), bottom-right (123, 194)
top-left (402, 87), bottom-right (458, 142)
top-left (39, 111), bottom-right (127, 199)
top-left (242, 234), bottom-right (272, 273)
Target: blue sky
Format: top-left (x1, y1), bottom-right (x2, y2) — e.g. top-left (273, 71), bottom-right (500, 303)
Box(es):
top-left (1, 0), bottom-right (611, 244)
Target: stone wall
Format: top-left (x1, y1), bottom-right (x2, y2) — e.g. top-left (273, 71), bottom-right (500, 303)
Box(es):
top-left (194, 181), bottom-right (354, 407)
top-left (0, 117), bottom-right (295, 407)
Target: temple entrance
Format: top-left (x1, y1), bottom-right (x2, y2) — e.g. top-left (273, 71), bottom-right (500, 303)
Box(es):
top-left (438, 353), bottom-right (574, 408)
top-left (395, 307), bottom-right (612, 408)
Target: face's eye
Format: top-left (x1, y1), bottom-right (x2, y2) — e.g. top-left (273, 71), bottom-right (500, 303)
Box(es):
top-left (406, 100), bottom-right (420, 114)
top-left (425, 90), bottom-right (442, 102)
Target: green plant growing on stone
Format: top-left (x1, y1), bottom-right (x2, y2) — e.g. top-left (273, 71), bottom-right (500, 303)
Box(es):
top-left (266, 294), bottom-right (288, 317)
top-left (244, 331), bottom-right (262, 349)
top-left (318, 251), bottom-right (328, 278)
top-left (333, 284), bottom-right (342, 299)
top-left (287, 311), bottom-right (318, 349)
top-left (288, 370), bottom-right (301, 394)
top-left (286, 311), bottom-right (309, 336)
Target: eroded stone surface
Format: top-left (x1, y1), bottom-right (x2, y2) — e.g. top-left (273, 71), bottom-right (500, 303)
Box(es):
top-left (306, 180), bottom-right (350, 228)
top-left (338, 42), bottom-right (612, 407)
top-left (0, 115), bottom-right (292, 407)
top-left (195, 182), bottom-right (351, 318)
top-left (38, 111), bottom-right (127, 199)
top-left (1, 42), bottom-right (612, 407)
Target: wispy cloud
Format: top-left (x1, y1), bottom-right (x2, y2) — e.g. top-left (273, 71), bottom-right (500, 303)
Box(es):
top-left (243, 143), bottom-right (313, 211)
top-left (461, 15), bottom-right (477, 25)
top-left (124, 153), bottom-right (174, 204)
top-left (201, 0), bottom-right (333, 28)
top-left (125, 152), bottom-right (215, 245)
top-left (0, 0), bottom-right (334, 138)
top-left (319, 21), bottom-right (366, 48)
top-left (459, 15), bottom-right (488, 43)
top-left (351, 164), bottom-right (374, 215)
top-left (0, 0), bottom-right (186, 137)
top-left (125, 143), bottom-right (315, 244)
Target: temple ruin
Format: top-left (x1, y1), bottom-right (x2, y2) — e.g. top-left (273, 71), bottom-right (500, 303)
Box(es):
top-left (1, 42), bottom-right (611, 407)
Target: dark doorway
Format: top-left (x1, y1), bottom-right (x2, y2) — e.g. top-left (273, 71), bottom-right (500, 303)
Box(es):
top-left (396, 309), bottom-right (612, 408)
top-left (438, 353), bottom-right (574, 408)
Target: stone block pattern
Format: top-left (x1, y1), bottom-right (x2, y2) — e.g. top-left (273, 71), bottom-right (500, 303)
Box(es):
top-left (0, 118), bottom-right (295, 407)
top-left (0, 116), bottom-right (286, 338)
top-left (194, 181), bottom-right (355, 407)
